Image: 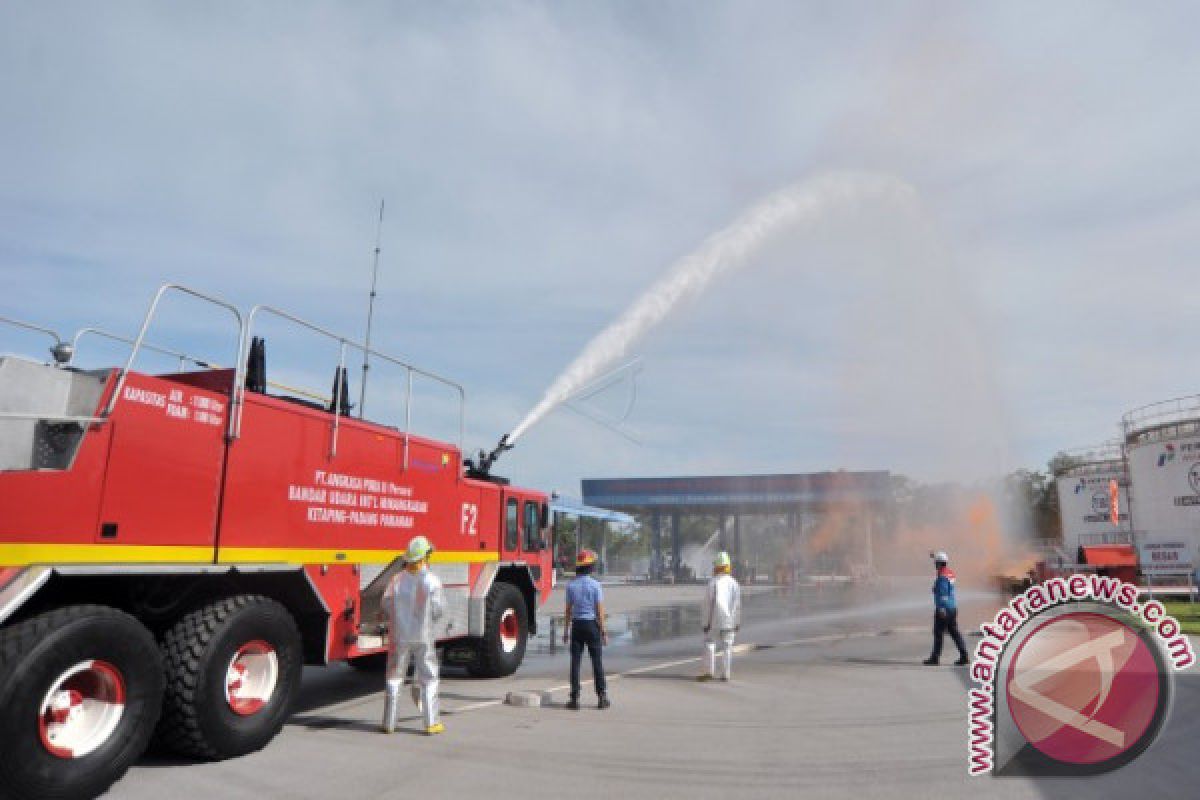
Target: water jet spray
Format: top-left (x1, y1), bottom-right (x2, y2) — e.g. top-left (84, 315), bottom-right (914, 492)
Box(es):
top-left (503, 171), bottom-right (920, 451)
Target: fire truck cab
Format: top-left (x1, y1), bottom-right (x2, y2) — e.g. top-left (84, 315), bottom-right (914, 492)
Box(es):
top-left (0, 285), bottom-right (554, 798)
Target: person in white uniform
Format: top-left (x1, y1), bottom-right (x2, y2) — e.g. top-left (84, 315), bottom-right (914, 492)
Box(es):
top-left (699, 551), bottom-right (741, 682)
top-left (381, 535), bottom-right (446, 735)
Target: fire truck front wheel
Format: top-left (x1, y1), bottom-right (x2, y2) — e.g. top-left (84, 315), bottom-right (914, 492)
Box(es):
top-left (156, 595), bottom-right (303, 760)
top-left (0, 605), bottom-right (164, 800)
top-left (469, 582), bottom-right (528, 678)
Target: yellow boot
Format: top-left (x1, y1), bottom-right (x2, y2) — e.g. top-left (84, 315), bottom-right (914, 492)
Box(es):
top-left (425, 722), bottom-right (445, 735)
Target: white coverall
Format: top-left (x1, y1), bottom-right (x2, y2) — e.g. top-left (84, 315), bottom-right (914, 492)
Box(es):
top-left (382, 565), bottom-right (445, 730)
top-left (703, 573), bottom-right (741, 680)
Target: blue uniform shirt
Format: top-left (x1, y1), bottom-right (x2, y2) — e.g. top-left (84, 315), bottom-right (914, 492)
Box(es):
top-left (566, 575), bottom-right (603, 621)
top-left (933, 567), bottom-right (958, 611)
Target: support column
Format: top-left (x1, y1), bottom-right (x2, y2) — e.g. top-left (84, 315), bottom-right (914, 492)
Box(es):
top-left (718, 510), bottom-right (729, 554)
top-left (578, 516), bottom-right (586, 564)
top-left (733, 513), bottom-right (742, 580)
top-left (864, 512), bottom-right (874, 578)
top-left (651, 510), bottom-right (662, 581)
top-left (600, 521), bottom-right (609, 576)
top-left (788, 509), bottom-right (799, 585)
top-left (670, 511), bottom-right (682, 582)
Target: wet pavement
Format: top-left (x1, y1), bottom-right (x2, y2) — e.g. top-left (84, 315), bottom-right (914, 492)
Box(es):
top-left (109, 582), bottom-right (1200, 798)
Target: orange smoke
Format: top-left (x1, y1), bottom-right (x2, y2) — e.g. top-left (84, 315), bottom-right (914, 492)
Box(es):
top-left (802, 490), bottom-right (1036, 585)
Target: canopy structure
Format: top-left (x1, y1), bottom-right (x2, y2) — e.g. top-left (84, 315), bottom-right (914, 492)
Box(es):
top-left (549, 494), bottom-right (637, 575)
top-left (549, 495), bottom-right (637, 526)
top-left (582, 472), bottom-right (895, 581)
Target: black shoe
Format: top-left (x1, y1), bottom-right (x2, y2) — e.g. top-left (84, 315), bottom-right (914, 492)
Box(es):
top-left (597, 695), bottom-right (611, 710)
top-left (566, 698), bottom-right (580, 711)
top-left (922, 657), bottom-right (939, 666)
top-left (955, 656), bottom-right (970, 666)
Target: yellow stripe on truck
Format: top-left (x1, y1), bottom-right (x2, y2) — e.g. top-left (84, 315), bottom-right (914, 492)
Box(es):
top-left (0, 543), bottom-right (213, 565)
top-left (217, 548), bottom-right (498, 565)
top-left (0, 543), bottom-right (498, 567)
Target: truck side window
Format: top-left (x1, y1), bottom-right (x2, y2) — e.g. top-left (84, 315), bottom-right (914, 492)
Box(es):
top-left (523, 501), bottom-right (540, 551)
top-left (505, 498), bottom-right (519, 551)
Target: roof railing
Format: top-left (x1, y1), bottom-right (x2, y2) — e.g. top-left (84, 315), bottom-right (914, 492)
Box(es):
top-left (105, 285), bottom-right (244, 422)
top-left (0, 315), bottom-right (72, 363)
top-left (1052, 441), bottom-right (1125, 473)
top-left (71, 327), bottom-right (217, 372)
top-left (9, 285), bottom-right (468, 461)
top-left (1122, 395), bottom-right (1200, 437)
top-left (236, 304), bottom-right (466, 462)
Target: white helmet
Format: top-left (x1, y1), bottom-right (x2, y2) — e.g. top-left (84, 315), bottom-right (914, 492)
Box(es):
top-left (931, 551), bottom-right (949, 564)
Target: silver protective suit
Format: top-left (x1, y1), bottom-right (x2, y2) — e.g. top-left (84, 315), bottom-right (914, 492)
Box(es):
top-left (703, 573), bottom-right (741, 680)
top-left (382, 565), bottom-right (445, 731)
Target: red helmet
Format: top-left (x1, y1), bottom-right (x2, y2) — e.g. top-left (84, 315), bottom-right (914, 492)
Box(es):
top-left (576, 549), bottom-right (598, 567)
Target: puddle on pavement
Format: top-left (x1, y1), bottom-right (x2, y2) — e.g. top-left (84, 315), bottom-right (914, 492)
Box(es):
top-left (527, 583), bottom-right (899, 654)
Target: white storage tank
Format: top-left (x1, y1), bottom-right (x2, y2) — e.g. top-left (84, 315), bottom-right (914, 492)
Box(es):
top-left (1053, 443), bottom-right (1131, 560)
top-left (1123, 397), bottom-right (1200, 579)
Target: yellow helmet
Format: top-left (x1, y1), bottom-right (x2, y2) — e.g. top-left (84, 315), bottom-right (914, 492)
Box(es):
top-left (713, 551), bottom-right (732, 572)
top-left (405, 535), bottom-right (434, 563)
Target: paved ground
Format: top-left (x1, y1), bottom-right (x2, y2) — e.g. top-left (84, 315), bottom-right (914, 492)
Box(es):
top-left (110, 583), bottom-right (1200, 799)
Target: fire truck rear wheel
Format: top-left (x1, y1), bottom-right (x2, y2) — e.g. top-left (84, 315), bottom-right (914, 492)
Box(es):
top-left (156, 595), bottom-right (302, 760)
top-left (470, 582), bottom-right (528, 678)
top-left (0, 605), bottom-right (163, 800)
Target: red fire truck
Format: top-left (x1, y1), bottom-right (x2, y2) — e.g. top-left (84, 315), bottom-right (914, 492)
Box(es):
top-left (0, 285), bottom-right (554, 798)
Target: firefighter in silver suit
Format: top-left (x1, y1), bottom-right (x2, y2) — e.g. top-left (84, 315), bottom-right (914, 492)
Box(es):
top-left (381, 535), bottom-right (446, 735)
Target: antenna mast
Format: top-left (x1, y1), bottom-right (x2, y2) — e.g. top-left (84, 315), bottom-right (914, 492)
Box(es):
top-left (359, 199), bottom-right (385, 416)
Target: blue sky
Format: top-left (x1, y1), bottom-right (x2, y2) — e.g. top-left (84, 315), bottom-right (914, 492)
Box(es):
top-left (3, 2), bottom-right (1199, 493)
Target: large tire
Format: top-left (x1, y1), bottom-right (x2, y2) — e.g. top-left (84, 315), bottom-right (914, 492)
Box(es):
top-left (468, 582), bottom-right (528, 678)
top-left (0, 605), bottom-right (163, 800)
top-left (156, 595), bottom-right (302, 760)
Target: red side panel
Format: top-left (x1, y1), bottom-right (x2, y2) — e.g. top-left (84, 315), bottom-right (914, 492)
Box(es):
top-left (95, 374), bottom-right (228, 547)
top-left (304, 564), bottom-right (360, 662)
top-left (0, 419), bottom-right (112, 547)
top-left (217, 393), bottom-right (472, 558)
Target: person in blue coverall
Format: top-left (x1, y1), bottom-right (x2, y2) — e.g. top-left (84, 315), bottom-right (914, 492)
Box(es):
top-left (923, 550), bottom-right (969, 666)
top-left (563, 549), bottom-right (610, 710)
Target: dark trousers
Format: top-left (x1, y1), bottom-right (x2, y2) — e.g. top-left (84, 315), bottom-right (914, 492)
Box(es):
top-left (931, 608), bottom-right (968, 661)
top-left (569, 619), bottom-right (607, 698)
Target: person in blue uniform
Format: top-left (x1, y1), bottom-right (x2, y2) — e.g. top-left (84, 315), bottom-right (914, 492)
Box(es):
top-left (924, 550), bottom-right (969, 666)
top-left (563, 549), bottom-right (610, 710)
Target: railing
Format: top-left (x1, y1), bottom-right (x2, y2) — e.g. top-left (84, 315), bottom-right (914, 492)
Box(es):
top-left (105, 285), bottom-right (244, 425)
top-left (235, 305), bottom-right (466, 464)
top-left (71, 327), bottom-right (217, 373)
top-left (7, 284), bottom-right (468, 462)
top-left (1078, 532), bottom-right (1134, 546)
top-left (1122, 395), bottom-right (1200, 438)
top-left (73, 328), bottom-right (335, 407)
top-left (0, 315), bottom-right (67, 362)
top-left (1052, 441), bottom-right (1124, 473)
